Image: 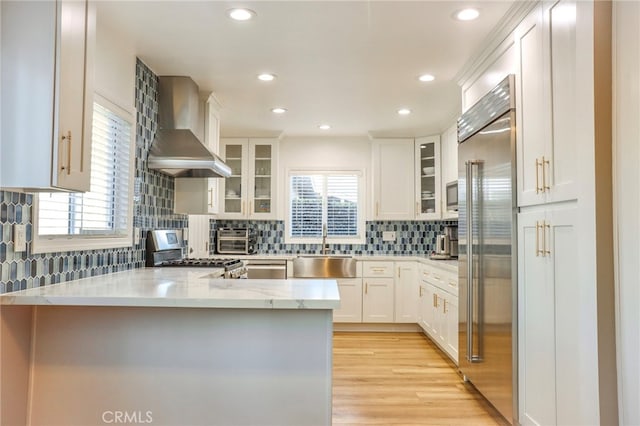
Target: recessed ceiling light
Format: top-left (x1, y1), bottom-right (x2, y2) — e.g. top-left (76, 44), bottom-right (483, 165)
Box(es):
top-left (257, 73), bottom-right (276, 81)
top-left (397, 108), bottom-right (411, 115)
top-left (418, 74), bottom-right (435, 82)
top-left (318, 124), bottom-right (331, 130)
top-left (227, 8), bottom-right (256, 21)
top-left (271, 107), bottom-right (287, 114)
top-left (455, 8), bottom-right (480, 21)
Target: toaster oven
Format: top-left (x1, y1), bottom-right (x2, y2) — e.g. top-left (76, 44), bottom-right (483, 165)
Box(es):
top-left (216, 228), bottom-right (256, 254)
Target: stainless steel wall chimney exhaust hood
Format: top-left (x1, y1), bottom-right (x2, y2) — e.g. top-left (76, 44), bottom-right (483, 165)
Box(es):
top-left (147, 76), bottom-right (231, 178)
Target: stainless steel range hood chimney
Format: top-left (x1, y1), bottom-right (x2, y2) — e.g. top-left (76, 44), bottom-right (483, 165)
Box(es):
top-left (147, 76), bottom-right (231, 178)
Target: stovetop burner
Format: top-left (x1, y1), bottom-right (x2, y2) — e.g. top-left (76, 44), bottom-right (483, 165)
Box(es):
top-left (160, 258), bottom-right (244, 270)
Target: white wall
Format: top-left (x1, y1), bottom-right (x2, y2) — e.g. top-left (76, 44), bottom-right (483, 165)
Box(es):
top-left (277, 136), bottom-right (372, 219)
top-left (95, 15), bottom-right (136, 113)
top-left (613, 3), bottom-right (640, 424)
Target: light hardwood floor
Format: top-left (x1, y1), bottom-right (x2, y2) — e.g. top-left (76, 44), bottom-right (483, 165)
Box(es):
top-left (332, 332), bottom-right (509, 425)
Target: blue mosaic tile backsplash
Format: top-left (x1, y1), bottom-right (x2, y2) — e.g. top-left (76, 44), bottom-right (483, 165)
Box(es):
top-left (0, 59), bottom-right (187, 294)
top-left (213, 219), bottom-right (458, 255)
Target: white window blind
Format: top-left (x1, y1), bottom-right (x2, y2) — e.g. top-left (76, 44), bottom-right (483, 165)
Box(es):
top-left (289, 173), bottom-right (360, 240)
top-left (37, 102), bottom-right (132, 237)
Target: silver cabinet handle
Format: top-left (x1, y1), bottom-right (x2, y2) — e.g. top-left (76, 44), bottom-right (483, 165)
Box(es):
top-left (208, 188), bottom-right (214, 207)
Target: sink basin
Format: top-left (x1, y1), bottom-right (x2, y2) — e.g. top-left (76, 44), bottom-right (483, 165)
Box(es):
top-left (292, 256), bottom-right (357, 278)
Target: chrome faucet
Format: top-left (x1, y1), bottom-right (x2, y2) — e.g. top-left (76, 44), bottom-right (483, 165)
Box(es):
top-left (322, 224), bottom-right (329, 255)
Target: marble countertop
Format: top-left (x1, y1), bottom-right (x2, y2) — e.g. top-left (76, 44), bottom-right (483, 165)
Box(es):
top-left (209, 254), bottom-right (459, 273)
top-left (0, 268), bottom-right (340, 310)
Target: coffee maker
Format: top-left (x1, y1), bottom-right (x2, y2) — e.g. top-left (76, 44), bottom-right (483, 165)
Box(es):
top-left (434, 225), bottom-right (458, 259)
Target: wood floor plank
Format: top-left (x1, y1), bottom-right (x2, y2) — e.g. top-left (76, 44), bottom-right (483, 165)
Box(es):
top-left (332, 332), bottom-right (509, 425)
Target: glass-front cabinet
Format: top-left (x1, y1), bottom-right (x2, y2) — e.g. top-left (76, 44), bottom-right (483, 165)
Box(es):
top-left (219, 138), bottom-right (277, 219)
top-left (252, 144), bottom-right (273, 216)
top-left (414, 135), bottom-right (441, 219)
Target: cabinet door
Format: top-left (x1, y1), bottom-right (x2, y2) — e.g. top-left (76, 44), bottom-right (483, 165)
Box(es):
top-left (372, 139), bottom-right (415, 220)
top-left (415, 135), bottom-right (441, 219)
top-left (545, 0), bottom-right (578, 204)
top-left (248, 140), bottom-right (277, 219)
top-left (433, 288), bottom-right (447, 347)
top-left (333, 279), bottom-right (363, 323)
top-left (220, 139), bottom-right (248, 218)
top-left (518, 208), bottom-right (556, 426)
top-left (440, 125), bottom-right (458, 219)
top-left (515, 4), bottom-right (551, 207)
top-left (394, 262), bottom-right (419, 323)
top-left (418, 282), bottom-right (432, 334)
top-left (187, 215), bottom-right (211, 258)
top-left (204, 95), bottom-right (221, 214)
top-left (444, 294), bottom-right (459, 363)
top-left (363, 278), bottom-right (394, 322)
top-left (56, 0), bottom-right (94, 192)
top-left (548, 204), bottom-right (583, 425)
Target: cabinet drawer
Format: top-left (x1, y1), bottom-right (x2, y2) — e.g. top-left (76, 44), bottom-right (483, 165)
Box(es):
top-left (422, 266), bottom-right (458, 296)
top-left (362, 261), bottom-right (394, 277)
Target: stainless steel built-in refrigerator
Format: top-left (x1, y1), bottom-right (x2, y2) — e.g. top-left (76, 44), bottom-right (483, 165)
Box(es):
top-left (458, 75), bottom-right (517, 423)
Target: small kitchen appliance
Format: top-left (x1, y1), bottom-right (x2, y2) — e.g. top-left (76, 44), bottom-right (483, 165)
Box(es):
top-left (146, 229), bottom-right (247, 278)
top-left (432, 225), bottom-right (458, 259)
top-left (216, 228), bottom-right (256, 254)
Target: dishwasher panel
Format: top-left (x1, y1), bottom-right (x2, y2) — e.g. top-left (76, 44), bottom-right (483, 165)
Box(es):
top-left (245, 259), bottom-right (287, 279)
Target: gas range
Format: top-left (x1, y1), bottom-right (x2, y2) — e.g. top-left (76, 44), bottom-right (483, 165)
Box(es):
top-left (146, 230), bottom-right (247, 278)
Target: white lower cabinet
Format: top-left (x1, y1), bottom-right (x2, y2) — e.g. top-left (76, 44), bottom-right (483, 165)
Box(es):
top-left (394, 262), bottom-right (419, 322)
top-left (333, 279), bottom-right (363, 322)
top-left (418, 263), bottom-right (458, 363)
top-left (419, 280), bottom-right (435, 332)
top-left (362, 278), bottom-right (394, 322)
top-left (443, 293), bottom-right (458, 360)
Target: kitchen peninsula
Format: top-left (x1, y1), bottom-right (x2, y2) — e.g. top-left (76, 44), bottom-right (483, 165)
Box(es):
top-left (0, 270), bottom-right (339, 426)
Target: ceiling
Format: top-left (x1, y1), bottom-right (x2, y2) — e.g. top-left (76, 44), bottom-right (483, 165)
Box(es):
top-left (97, 1), bottom-right (515, 139)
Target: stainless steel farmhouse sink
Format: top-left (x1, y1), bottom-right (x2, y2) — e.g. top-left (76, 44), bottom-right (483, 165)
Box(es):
top-left (292, 255), bottom-right (357, 278)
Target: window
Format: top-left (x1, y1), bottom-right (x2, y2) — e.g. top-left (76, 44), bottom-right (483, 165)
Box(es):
top-left (33, 96), bottom-right (135, 253)
top-left (287, 171), bottom-right (364, 244)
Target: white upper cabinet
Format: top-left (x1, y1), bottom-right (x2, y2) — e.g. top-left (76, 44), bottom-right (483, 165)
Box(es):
top-left (1, 0), bottom-right (95, 192)
top-left (414, 136), bottom-right (442, 220)
top-left (516, 1), bottom-right (579, 207)
top-left (219, 138), bottom-right (278, 219)
top-left (187, 215), bottom-right (212, 258)
top-left (440, 125), bottom-right (459, 219)
top-left (371, 139), bottom-right (415, 220)
top-left (174, 95), bottom-right (221, 214)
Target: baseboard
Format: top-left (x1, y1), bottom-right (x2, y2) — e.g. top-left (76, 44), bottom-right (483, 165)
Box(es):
top-left (333, 323), bottom-right (421, 332)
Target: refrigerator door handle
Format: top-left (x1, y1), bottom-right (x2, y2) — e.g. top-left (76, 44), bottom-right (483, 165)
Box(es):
top-left (466, 160), bottom-right (482, 363)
